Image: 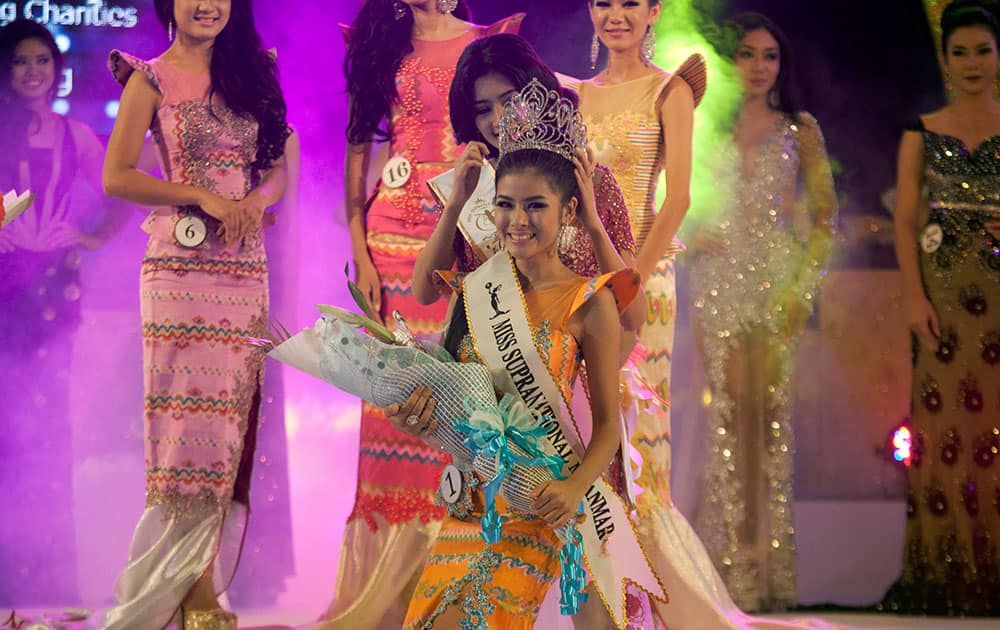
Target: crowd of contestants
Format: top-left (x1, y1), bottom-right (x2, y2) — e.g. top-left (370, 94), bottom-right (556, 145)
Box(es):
top-left (0, 0), bottom-right (998, 627)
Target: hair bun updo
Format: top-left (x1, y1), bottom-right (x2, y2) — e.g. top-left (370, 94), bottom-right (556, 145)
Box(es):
top-left (941, 0), bottom-right (1000, 53)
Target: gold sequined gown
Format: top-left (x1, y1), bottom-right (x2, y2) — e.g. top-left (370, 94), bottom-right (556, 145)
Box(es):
top-left (882, 120), bottom-right (1000, 616)
top-left (691, 113), bottom-right (837, 611)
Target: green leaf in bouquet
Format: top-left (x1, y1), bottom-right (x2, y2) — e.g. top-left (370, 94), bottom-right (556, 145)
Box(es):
top-left (317, 304), bottom-right (396, 344)
top-left (247, 319), bottom-right (294, 350)
top-left (344, 262), bottom-right (380, 321)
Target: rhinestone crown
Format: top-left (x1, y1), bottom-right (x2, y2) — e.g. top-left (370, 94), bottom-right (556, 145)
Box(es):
top-left (498, 78), bottom-right (588, 161)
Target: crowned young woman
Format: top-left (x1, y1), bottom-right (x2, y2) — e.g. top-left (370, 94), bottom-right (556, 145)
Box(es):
top-left (384, 78), bottom-right (669, 630)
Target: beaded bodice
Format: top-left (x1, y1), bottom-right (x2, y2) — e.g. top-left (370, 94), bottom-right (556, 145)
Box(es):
top-left (919, 129), bottom-right (1000, 286)
top-left (692, 114), bottom-right (837, 331)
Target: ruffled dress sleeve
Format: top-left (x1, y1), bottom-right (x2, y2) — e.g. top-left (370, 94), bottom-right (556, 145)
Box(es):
top-left (108, 50), bottom-right (162, 95)
top-left (433, 269), bottom-right (466, 297)
top-left (338, 23), bottom-right (353, 47)
top-left (483, 13), bottom-right (525, 35)
top-left (669, 53), bottom-right (707, 108)
top-left (556, 72), bottom-right (583, 94)
top-left (567, 268), bottom-right (641, 326)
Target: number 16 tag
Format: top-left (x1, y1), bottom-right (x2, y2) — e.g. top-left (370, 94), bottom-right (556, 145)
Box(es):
top-left (175, 214), bottom-right (208, 248)
top-left (382, 156), bottom-right (412, 189)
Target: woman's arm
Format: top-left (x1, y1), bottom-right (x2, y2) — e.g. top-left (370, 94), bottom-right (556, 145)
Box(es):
top-left (581, 159), bottom-right (645, 331)
top-left (412, 141), bottom-right (489, 305)
top-left (797, 114), bottom-right (838, 283)
top-left (532, 288), bottom-right (623, 527)
top-left (70, 119), bottom-right (129, 247)
top-left (893, 130), bottom-right (939, 350)
top-left (345, 140), bottom-right (382, 319)
top-left (103, 72), bottom-right (210, 209)
top-left (634, 77), bottom-right (695, 281)
top-left (777, 114), bottom-right (838, 339)
top-left (103, 71), bottom-right (240, 242)
top-left (227, 153), bottom-right (288, 243)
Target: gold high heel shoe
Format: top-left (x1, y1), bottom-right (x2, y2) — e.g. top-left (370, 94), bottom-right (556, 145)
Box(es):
top-left (183, 608), bottom-right (237, 630)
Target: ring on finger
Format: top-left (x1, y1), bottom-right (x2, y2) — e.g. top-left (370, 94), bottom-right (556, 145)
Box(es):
top-left (406, 414), bottom-right (420, 427)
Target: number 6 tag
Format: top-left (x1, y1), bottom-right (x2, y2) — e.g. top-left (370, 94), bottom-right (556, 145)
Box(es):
top-left (382, 156), bottom-right (412, 189)
top-left (175, 214), bottom-right (207, 248)
top-left (439, 464), bottom-right (463, 505)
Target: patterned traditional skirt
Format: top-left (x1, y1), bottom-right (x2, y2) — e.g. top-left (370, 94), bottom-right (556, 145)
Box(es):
top-left (404, 496), bottom-right (561, 630)
top-left (320, 230), bottom-right (451, 628)
top-left (141, 252), bottom-right (268, 513)
top-left (633, 254), bottom-right (677, 505)
top-left (102, 245), bottom-right (268, 629)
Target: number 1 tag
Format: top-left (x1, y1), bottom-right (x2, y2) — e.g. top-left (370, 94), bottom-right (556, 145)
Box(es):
top-left (382, 156), bottom-right (412, 189)
top-left (175, 214), bottom-right (207, 248)
top-left (439, 464), bottom-right (463, 505)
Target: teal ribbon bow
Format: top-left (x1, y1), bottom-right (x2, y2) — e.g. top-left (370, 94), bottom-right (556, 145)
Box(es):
top-left (557, 510), bottom-right (588, 615)
top-left (454, 393), bottom-right (565, 544)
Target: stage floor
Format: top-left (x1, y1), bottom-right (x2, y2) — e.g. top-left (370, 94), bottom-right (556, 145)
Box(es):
top-left (244, 611), bottom-right (1000, 628)
top-left (8, 608), bottom-right (998, 628)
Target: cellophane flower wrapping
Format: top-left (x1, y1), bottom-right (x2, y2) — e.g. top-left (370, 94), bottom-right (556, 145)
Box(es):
top-left (269, 315), bottom-right (585, 612)
top-left (269, 316), bottom-right (567, 506)
top-left (275, 316), bottom-right (497, 468)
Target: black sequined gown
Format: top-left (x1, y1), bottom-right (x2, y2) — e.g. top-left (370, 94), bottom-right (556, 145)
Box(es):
top-left (885, 119), bottom-right (1000, 616)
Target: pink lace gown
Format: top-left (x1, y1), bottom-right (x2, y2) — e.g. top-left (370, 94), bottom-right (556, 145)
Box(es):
top-left (99, 51), bottom-right (270, 629)
top-left (318, 15), bottom-right (525, 629)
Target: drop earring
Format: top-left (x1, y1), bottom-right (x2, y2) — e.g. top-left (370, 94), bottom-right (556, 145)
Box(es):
top-left (642, 27), bottom-right (655, 63)
top-left (168, 20), bottom-right (174, 42)
top-left (436, 0), bottom-right (458, 13)
top-left (590, 33), bottom-right (600, 71)
top-left (393, 1), bottom-right (406, 21)
top-left (558, 223), bottom-right (577, 256)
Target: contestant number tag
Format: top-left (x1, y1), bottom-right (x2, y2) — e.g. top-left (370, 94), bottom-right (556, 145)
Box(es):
top-left (382, 156), bottom-right (412, 188)
top-left (175, 214), bottom-right (207, 248)
top-left (921, 223), bottom-right (943, 253)
top-left (439, 464), bottom-right (462, 505)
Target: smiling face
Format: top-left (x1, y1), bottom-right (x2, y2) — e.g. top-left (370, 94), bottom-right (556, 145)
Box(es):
top-left (9, 37), bottom-right (56, 104)
top-left (473, 72), bottom-right (517, 149)
top-left (734, 28), bottom-right (780, 100)
top-left (174, 0), bottom-right (231, 42)
top-left (494, 168), bottom-right (576, 262)
top-left (589, 0), bottom-right (660, 57)
top-left (943, 25), bottom-right (999, 96)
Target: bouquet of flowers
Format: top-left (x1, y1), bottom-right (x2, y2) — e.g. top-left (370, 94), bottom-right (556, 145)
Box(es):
top-left (1, 189), bottom-right (34, 229)
top-left (261, 268), bottom-right (565, 524)
top-left (260, 270), bottom-right (586, 612)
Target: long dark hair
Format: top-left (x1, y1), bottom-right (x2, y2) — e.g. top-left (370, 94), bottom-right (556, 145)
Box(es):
top-left (0, 20), bottom-right (64, 174)
top-left (941, 0), bottom-right (999, 53)
top-left (344, 0), bottom-right (471, 144)
top-left (153, 0), bottom-right (290, 176)
top-left (449, 33), bottom-right (577, 153)
top-left (443, 148), bottom-right (579, 358)
top-left (727, 12), bottom-right (801, 121)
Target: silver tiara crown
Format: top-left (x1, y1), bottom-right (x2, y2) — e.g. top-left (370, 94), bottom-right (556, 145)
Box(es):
top-left (498, 78), bottom-right (588, 161)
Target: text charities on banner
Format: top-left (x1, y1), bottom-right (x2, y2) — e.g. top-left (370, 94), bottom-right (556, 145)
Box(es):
top-left (0, 1), bottom-right (140, 29)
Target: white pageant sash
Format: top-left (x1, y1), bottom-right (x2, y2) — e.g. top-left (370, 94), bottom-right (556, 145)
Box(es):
top-left (464, 253), bottom-right (666, 627)
top-left (426, 163), bottom-right (501, 264)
